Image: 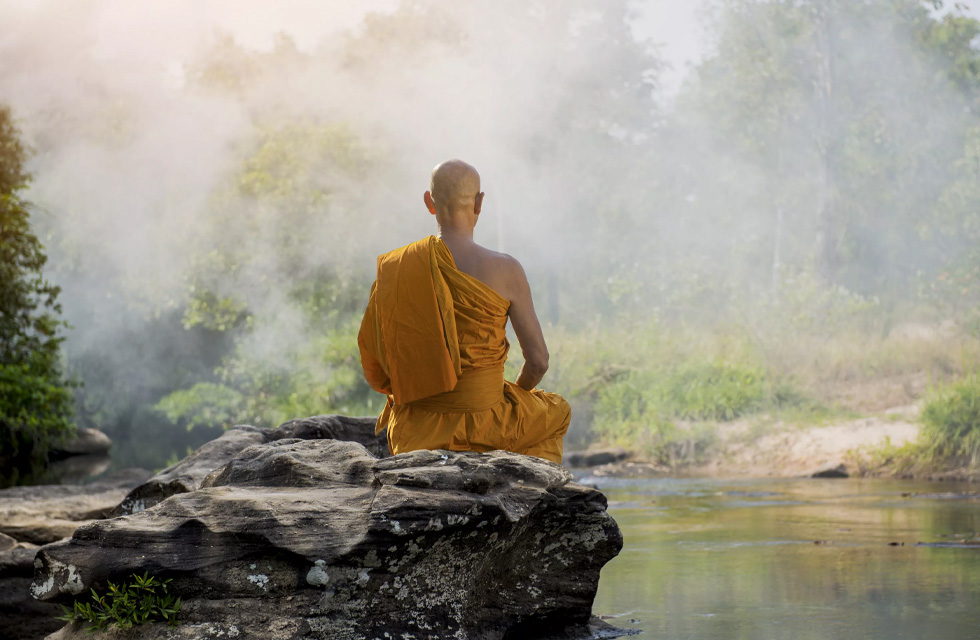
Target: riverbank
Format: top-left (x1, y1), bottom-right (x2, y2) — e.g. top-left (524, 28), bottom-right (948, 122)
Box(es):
top-left (692, 404), bottom-right (922, 478)
top-left (583, 402), bottom-right (978, 482)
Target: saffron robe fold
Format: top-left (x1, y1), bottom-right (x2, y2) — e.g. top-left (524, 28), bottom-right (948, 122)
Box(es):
top-left (358, 236), bottom-right (570, 463)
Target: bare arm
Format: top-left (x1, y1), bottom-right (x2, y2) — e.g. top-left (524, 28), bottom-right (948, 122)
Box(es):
top-left (502, 258), bottom-right (549, 391)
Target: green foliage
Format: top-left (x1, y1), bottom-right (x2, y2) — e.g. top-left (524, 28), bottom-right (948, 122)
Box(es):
top-left (154, 382), bottom-right (245, 430)
top-left (151, 113), bottom-right (386, 432)
top-left (662, 361), bottom-right (769, 421)
top-left (595, 360), bottom-right (768, 425)
top-left (764, 270), bottom-right (880, 335)
top-left (58, 572), bottom-right (181, 632)
top-left (920, 374), bottom-right (980, 466)
top-left (0, 351), bottom-right (75, 459)
top-left (0, 105), bottom-right (74, 463)
top-left (0, 107), bottom-right (29, 193)
top-left (181, 288), bottom-right (249, 333)
top-left (156, 316), bottom-right (383, 429)
top-left (592, 360), bottom-right (774, 465)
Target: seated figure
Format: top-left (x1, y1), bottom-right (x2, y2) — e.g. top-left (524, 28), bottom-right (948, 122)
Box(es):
top-left (358, 159), bottom-right (570, 463)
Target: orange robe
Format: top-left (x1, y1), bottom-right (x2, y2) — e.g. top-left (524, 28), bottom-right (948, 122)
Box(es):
top-left (358, 236), bottom-right (570, 463)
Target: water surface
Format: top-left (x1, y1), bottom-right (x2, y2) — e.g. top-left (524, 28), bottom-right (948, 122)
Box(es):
top-left (589, 476), bottom-right (980, 639)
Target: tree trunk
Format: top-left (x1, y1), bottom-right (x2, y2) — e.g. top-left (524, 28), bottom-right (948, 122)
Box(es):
top-left (771, 205), bottom-right (784, 300)
top-left (813, 0), bottom-right (839, 284)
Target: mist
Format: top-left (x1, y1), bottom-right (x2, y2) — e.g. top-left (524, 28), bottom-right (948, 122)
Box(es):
top-left (1, 0), bottom-right (978, 469)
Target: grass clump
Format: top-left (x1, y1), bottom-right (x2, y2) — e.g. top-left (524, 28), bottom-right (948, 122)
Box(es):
top-left (654, 361), bottom-right (768, 421)
top-left (592, 359), bottom-right (777, 466)
top-left (920, 374), bottom-right (980, 467)
top-left (58, 572), bottom-right (181, 632)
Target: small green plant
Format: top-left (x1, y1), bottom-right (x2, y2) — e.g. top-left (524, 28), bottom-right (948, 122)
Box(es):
top-left (58, 572), bottom-right (181, 631)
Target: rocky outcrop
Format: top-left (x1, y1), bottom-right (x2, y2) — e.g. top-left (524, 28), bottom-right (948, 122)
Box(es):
top-left (35, 439), bottom-right (623, 639)
top-left (111, 416), bottom-right (383, 517)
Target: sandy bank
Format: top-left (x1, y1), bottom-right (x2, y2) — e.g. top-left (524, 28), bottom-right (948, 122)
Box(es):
top-left (692, 405), bottom-right (921, 478)
top-left (582, 405), bottom-right (931, 479)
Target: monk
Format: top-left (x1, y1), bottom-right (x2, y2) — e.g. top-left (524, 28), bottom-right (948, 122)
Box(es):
top-left (357, 159), bottom-right (570, 463)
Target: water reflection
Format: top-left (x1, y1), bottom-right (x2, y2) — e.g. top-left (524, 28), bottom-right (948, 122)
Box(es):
top-left (591, 477), bottom-right (980, 640)
top-left (0, 453), bottom-right (112, 489)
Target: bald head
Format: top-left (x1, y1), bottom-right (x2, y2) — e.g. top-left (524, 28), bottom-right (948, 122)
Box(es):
top-left (429, 159), bottom-right (482, 216)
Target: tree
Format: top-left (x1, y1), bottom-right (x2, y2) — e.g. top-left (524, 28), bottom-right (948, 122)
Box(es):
top-left (0, 104), bottom-right (74, 466)
top-left (681, 0), bottom-right (980, 297)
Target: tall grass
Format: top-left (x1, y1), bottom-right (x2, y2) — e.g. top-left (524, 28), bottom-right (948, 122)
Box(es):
top-left (920, 374), bottom-right (980, 467)
top-left (590, 360), bottom-right (770, 466)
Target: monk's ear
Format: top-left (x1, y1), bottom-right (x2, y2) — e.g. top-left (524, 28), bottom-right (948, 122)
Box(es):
top-left (474, 191), bottom-right (485, 215)
top-left (423, 191), bottom-right (437, 215)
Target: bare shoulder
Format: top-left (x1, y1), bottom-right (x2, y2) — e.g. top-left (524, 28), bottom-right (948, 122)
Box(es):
top-left (475, 249), bottom-right (526, 301)
top-left (481, 248), bottom-right (525, 280)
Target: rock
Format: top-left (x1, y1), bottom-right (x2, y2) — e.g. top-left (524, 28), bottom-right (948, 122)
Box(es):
top-left (585, 460), bottom-right (670, 479)
top-left (0, 468), bottom-right (152, 545)
top-left (807, 463), bottom-right (849, 479)
top-left (269, 414), bottom-right (387, 459)
top-left (110, 426), bottom-right (268, 517)
top-left (0, 534), bottom-right (62, 640)
top-left (35, 439), bottom-right (623, 639)
top-left (564, 448), bottom-right (631, 469)
top-left (0, 531), bottom-right (17, 552)
top-left (0, 542), bottom-right (39, 577)
top-left (48, 428), bottom-right (112, 458)
top-left (112, 417), bottom-right (387, 516)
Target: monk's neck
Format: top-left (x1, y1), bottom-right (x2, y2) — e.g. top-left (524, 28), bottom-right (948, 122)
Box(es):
top-left (437, 226), bottom-right (475, 244)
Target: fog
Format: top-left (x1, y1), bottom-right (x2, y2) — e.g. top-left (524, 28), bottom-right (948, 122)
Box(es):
top-left (1, 0), bottom-right (977, 465)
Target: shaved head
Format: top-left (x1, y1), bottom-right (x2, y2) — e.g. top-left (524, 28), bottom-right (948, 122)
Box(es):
top-left (430, 159), bottom-right (481, 215)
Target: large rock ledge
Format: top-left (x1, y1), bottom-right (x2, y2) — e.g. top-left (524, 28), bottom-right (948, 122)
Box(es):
top-left (33, 433), bottom-right (624, 639)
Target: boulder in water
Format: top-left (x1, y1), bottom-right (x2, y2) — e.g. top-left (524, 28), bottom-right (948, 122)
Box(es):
top-left (48, 428), bottom-right (112, 459)
top-left (564, 448), bottom-right (632, 469)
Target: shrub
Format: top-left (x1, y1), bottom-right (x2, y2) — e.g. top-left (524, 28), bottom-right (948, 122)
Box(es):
top-left (58, 572), bottom-right (181, 631)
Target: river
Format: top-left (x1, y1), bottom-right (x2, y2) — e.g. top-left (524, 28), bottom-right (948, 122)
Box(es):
top-left (587, 476), bottom-right (980, 640)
